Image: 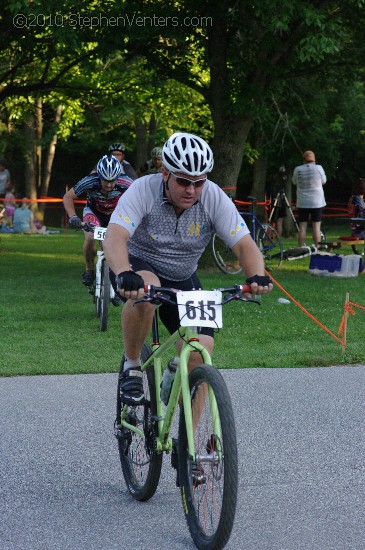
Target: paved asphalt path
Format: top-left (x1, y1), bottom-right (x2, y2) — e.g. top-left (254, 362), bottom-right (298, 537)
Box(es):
top-left (1, 366), bottom-right (365, 550)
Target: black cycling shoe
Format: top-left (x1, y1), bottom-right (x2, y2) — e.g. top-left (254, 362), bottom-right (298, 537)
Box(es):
top-left (82, 269), bottom-right (94, 286)
top-left (120, 367), bottom-right (144, 405)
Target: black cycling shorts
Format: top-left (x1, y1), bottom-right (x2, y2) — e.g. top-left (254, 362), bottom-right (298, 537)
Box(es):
top-left (110, 255), bottom-right (214, 338)
top-left (298, 207), bottom-right (323, 223)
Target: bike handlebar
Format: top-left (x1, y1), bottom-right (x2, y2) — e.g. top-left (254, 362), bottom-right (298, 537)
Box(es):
top-left (79, 222), bottom-right (97, 232)
top-left (143, 284), bottom-right (251, 295)
top-left (136, 284), bottom-right (260, 307)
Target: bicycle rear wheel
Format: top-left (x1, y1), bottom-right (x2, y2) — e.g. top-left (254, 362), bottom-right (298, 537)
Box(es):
top-left (99, 261), bottom-right (110, 331)
top-left (211, 233), bottom-right (242, 275)
top-left (178, 364), bottom-right (238, 550)
top-left (115, 344), bottom-right (163, 501)
top-left (256, 223), bottom-right (283, 269)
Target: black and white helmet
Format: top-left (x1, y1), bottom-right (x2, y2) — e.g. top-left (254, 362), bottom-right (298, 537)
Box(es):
top-left (151, 146), bottom-right (162, 158)
top-left (109, 143), bottom-right (126, 153)
top-left (162, 133), bottom-right (214, 176)
top-left (97, 155), bottom-right (122, 181)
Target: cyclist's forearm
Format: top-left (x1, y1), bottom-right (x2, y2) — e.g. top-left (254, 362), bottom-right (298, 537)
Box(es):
top-left (103, 223), bottom-right (132, 275)
top-left (63, 191), bottom-right (77, 217)
top-left (232, 235), bottom-right (265, 278)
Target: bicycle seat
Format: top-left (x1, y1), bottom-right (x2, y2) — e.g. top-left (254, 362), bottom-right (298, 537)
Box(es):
top-left (247, 195), bottom-right (257, 203)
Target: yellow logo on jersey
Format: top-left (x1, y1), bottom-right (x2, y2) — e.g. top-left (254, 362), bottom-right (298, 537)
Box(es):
top-left (118, 213), bottom-right (135, 227)
top-left (189, 223), bottom-right (201, 236)
top-left (230, 221), bottom-right (246, 236)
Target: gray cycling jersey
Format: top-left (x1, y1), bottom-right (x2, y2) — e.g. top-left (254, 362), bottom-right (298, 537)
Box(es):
top-left (109, 174), bottom-right (250, 281)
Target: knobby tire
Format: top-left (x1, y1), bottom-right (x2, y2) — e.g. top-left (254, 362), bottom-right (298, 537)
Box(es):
top-left (99, 260), bottom-right (110, 331)
top-left (116, 343), bottom-right (162, 501)
top-left (178, 365), bottom-right (238, 550)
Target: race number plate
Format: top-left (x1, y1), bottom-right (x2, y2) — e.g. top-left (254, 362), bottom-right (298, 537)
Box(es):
top-left (177, 290), bottom-right (223, 328)
top-left (93, 227), bottom-right (107, 241)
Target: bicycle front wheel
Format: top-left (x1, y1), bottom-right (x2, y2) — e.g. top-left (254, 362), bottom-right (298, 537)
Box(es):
top-left (256, 223), bottom-right (283, 269)
top-left (178, 364), bottom-right (238, 550)
top-left (211, 233), bottom-right (242, 275)
top-left (99, 261), bottom-right (110, 331)
top-left (115, 344), bottom-right (163, 501)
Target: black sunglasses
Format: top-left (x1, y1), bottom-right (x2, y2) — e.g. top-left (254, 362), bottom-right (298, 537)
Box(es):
top-left (172, 173), bottom-right (207, 188)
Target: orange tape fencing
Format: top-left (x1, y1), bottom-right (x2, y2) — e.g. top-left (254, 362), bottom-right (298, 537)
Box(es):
top-left (267, 270), bottom-right (348, 350)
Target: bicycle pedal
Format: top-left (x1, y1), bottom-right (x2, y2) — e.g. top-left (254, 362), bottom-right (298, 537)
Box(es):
top-left (171, 439), bottom-right (180, 487)
top-left (171, 444), bottom-right (178, 470)
top-left (113, 420), bottom-right (124, 439)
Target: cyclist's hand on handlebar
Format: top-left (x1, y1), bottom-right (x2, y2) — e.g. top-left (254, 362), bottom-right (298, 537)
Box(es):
top-left (116, 271), bottom-right (144, 300)
top-left (245, 274), bottom-right (273, 296)
top-left (69, 215), bottom-right (82, 228)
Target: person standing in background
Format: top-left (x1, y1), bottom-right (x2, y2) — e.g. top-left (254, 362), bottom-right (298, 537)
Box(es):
top-left (292, 150), bottom-right (326, 248)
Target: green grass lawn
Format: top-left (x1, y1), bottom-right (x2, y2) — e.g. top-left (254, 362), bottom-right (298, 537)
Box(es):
top-left (1, 226), bottom-right (364, 377)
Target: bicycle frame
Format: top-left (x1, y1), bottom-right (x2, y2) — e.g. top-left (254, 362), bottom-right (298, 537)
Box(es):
top-left (95, 248), bottom-right (115, 300)
top-left (120, 320), bottom-right (218, 462)
top-left (240, 211), bottom-right (259, 240)
top-left (241, 211), bottom-right (278, 253)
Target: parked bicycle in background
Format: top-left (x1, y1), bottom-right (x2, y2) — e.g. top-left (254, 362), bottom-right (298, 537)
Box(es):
top-left (212, 196), bottom-right (283, 274)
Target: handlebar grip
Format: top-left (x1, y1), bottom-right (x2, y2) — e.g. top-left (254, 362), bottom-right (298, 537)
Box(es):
top-left (241, 284), bottom-right (252, 293)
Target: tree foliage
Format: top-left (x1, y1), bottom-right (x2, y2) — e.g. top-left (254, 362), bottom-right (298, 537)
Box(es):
top-left (1, 0), bottom-right (365, 199)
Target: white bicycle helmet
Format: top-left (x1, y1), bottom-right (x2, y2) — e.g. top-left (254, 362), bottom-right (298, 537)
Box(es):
top-left (151, 146), bottom-right (162, 158)
top-left (97, 155), bottom-right (122, 181)
top-left (162, 133), bottom-right (214, 176)
top-left (109, 143), bottom-right (126, 153)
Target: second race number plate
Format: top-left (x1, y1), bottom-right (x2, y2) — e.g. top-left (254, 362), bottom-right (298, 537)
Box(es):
top-left (94, 226), bottom-right (107, 241)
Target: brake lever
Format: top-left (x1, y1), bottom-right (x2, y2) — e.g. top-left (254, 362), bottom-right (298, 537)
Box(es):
top-left (134, 293), bottom-right (176, 306)
top-left (222, 292), bottom-right (261, 305)
top-left (134, 297), bottom-right (154, 305)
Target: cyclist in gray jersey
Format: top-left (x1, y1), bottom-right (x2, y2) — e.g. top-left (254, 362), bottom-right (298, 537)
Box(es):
top-left (104, 133), bottom-right (273, 405)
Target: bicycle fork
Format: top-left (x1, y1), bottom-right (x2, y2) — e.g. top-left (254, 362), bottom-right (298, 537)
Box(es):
top-left (179, 342), bottom-right (222, 462)
top-left (95, 251), bottom-right (103, 298)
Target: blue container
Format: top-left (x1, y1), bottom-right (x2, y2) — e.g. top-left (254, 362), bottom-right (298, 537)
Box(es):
top-left (309, 254), bottom-right (342, 273)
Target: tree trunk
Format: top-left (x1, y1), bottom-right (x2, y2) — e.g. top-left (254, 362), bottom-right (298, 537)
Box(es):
top-left (40, 105), bottom-right (63, 198)
top-left (147, 114), bottom-right (157, 152)
top-left (134, 118), bottom-right (148, 170)
top-left (283, 169), bottom-right (296, 237)
top-left (24, 115), bottom-right (37, 204)
top-left (210, 114), bottom-right (253, 191)
top-left (207, 8), bottom-right (254, 192)
top-left (251, 153), bottom-right (268, 219)
top-left (35, 96), bottom-right (43, 192)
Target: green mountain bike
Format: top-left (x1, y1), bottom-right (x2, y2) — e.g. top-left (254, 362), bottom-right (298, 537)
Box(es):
top-left (114, 284), bottom-right (260, 549)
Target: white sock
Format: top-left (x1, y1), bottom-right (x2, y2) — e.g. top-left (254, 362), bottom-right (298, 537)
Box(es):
top-left (124, 356), bottom-right (141, 372)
